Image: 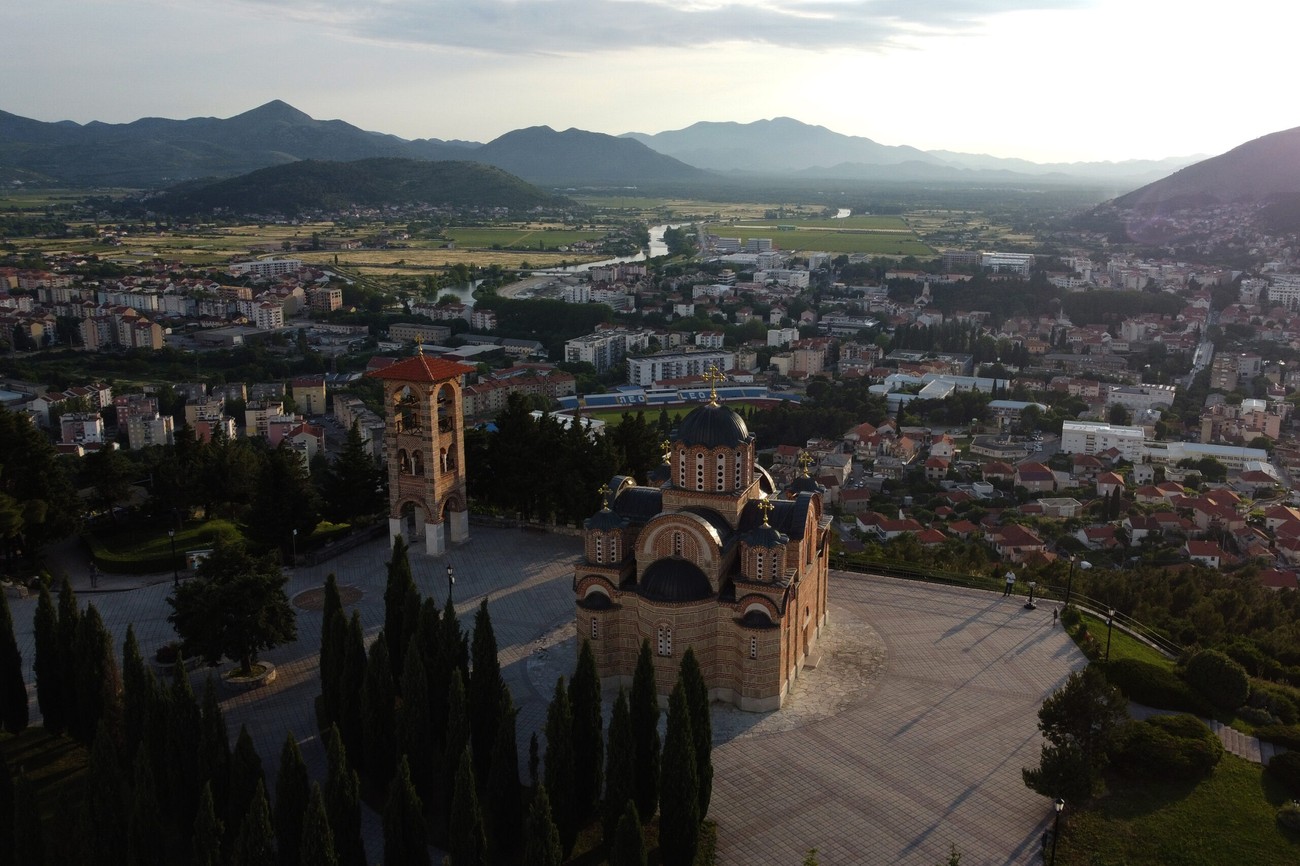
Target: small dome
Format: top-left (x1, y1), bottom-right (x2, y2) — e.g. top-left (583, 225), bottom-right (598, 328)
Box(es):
top-left (744, 522), bottom-right (788, 549)
top-left (585, 508), bottom-right (626, 532)
top-left (638, 559), bottom-right (713, 603)
top-left (675, 402), bottom-right (751, 449)
top-left (785, 474), bottom-right (825, 497)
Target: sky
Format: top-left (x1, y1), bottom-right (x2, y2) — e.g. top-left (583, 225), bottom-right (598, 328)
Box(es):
top-left (5, 0), bottom-right (1293, 164)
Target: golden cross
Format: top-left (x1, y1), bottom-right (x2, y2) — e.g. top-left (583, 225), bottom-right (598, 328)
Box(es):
top-left (702, 364), bottom-right (725, 404)
top-left (660, 439), bottom-right (672, 463)
top-left (797, 451), bottom-right (814, 476)
top-left (597, 483), bottom-right (611, 508)
top-left (415, 334), bottom-right (423, 356)
top-left (757, 497), bottom-right (774, 526)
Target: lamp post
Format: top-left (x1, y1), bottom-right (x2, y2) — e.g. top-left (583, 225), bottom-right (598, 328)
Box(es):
top-left (291, 528), bottom-right (298, 566)
top-left (168, 528), bottom-right (178, 588)
top-left (1024, 580), bottom-right (1038, 610)
top-left (1064, 557), bottom-right (1091, 608)
top-left (446, 563), bottom-right (455, 609)
top-left (1051, 798), bottom-right (1065, 866)
top-left (1105, 608), bottom-right (1116, 662)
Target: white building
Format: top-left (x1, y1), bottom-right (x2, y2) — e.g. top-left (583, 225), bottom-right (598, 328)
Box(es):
top-left (1061, 420), bottom-right (1146, 462)
top-left (1105, 384), bottom-right (1177, 412)
top-left (627, 350), bottom-right (735, 387)
top-left (229, 258), bottom-right (304, 279)
top-left (981, 252), bottom-right (1035, 275)
top-left (1269, 274), bottom-right (1300, 310)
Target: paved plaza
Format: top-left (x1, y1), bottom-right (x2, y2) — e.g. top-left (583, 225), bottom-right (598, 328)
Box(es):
top-left (12, 527), bottom-right (1085, 864)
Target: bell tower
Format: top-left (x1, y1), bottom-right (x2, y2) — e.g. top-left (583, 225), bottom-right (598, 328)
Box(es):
top-left (365, 352), bottom-right (475, 555)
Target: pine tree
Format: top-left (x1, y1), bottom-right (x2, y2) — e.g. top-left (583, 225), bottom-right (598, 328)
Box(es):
top-left (570, 638), bottom-right (603, 822)
top-left (127, 748), bottom-right (165, 866)
top-left (629, 639), bottom-right (660, 819)
top-left (228, 725), bottom-right (266, 848)
top-left (55, 578), bottom-right (81, 731)
top-left (443, 668), bottom-right (470, 818)
top-left (611, 800), bottom-right (647, 866)
top-left (323, 726), bottom-right (366, 866)
top-left (0, 589), bottom-right (29, 733)
top-left (120, 625), bottom-right (153, 758)
top-left (86, 726), bottom-right (128, 866)
top-left (274, 735), bottom-right (311, 866)
top-left (193, 782), bottom-right (225, 866)
top-left (679, 648), bottom-right (713, 819)
top-left (448, 748), bottom-right (487, 866)
top-left (199, 676), bottom-right (232, 826)
top-left (32, 585), bottom-right (61, 733)
top-left (231, 781), bottom-right (277, 866)
top-left (338, 611), bottom-right (367, 764)
top-left (659, 682), bottom-right (700, 866)
top-left (602, 687), bottom-right (635, 844)
top-left (13, 770), bottom-right (44, 866)
top-left (72, 603), bottom-right (121, 743)
top-left (361, 633), bottom-right (396, 791)
top-left (397, 635), bottom-right (434, 803)
top-left (485, 687), bottom-right (521, 866)
top-left (543, 676), bottom-right (578, 857)
top-left (382, 756), bottom-right (429, 866)
top-left (319, 573), bottom-right (346, 729)
top-left (383, 536), bottom-right (416, 679)
top-left (298, 783), bottom-right (338, 866)
top-left (521, 786), bottom-right (563, 866)
top-left (469, 598), bottom-right (503, 785)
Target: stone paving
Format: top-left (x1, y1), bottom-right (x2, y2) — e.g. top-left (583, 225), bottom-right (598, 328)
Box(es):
top-left (10, 529), bottom-right (1088, 865)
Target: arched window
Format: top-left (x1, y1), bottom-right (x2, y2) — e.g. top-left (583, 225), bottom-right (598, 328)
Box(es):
top-left (411, 451), bottom-right (423, 476)
top-left (591, 617), bottom-right (599, 640)
top-left (678, 449), bottom-right (687, 486)
top-left (755, 550), bottom-right (764, 579)
top-left (695, 452), bottom-right (705, 491)
top-left (672, 532), bottom-right (683, 557)
top-left (771, 551), bottom-right (780, 580)
top-left (595, 535), bottom-right (604, 564)
top-left (749, 636), bottom-right (758, 660)
top-left (716, 453), bottom-right (725, 491)
top-left (397, 449), bottom-right (409, 474)
top-left (735, 449), bottom-right (743, 488)
top-left (657, 625), bottom-right (672, 657)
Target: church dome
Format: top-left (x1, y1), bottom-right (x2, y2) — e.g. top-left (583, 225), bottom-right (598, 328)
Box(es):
top-left (638, 558), bottom-right (713, 603)
top-left (785, 473), bottom-right (825, 497)
top-left (585, 507), bottom-right (626, 532)
top-left (675, 402), bottom-right (751, 449)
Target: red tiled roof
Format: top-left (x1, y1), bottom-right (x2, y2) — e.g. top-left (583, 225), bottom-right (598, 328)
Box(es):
top-left (365, 354), bottom-right (475, 383)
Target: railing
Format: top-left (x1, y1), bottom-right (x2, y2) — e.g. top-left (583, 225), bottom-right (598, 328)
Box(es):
top-left (829, 554), bottom-right (1184, 660)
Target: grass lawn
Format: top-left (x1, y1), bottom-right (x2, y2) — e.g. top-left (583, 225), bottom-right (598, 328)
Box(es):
top-left (574, 401), bottom-right (769, 427)
top-left (707, 221), bottom-right (934, 256)
top-left (0, 728), bottom-right (88, 824)
top-left (1075, 611), bottom-right (1175, 669)
top-left (1058, 754), bottom-right (1300, 865)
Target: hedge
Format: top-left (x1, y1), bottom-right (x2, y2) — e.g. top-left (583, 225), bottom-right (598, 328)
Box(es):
top-left (1184, 649), bottom-right (1250, 710)
top-left (1254, 724), bottom-right (1300, 750)
top-left (1109, 714), bottom-right (1223, 781)
top-left (1101, 658), bottom-right (1213, 716)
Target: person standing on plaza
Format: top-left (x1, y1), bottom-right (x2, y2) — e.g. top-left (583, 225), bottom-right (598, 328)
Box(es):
top-left (1003, 570), bottom-right (1016, 597)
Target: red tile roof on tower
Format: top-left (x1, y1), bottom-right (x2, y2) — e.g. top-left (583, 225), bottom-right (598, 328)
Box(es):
top-left (364, 354), bottom-right (475, 383)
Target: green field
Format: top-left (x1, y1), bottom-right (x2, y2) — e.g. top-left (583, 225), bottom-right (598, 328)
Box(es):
top-left (442, 226), bottom-right (606, 249)
top-left (727, 215), bottom-right (913, 232)
top-left (706, 214), bottom-right (934, 257)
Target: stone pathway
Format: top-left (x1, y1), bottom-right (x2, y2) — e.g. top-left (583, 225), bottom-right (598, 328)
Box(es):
top-left (1129, 702), bottom-right (1286, 765)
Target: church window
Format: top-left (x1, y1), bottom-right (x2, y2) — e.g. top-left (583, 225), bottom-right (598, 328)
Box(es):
top-left (755, 550), bottom-right (764, 579)
top-left (672, 532), bottom-right (683, 557)
top-left (716, 453), bottom-right (725, 490)
top-left (591, 617), bottom-right (599, 640)
top-left (657, 625), bottom-right (673, 657)
top-left (750, 636), bottom-right (757, 660)
top-left (735, 450), bottom-right (743, 487)
top-left (770, 551), bottom-right (778, 580)
top-left (678, 449), bottom-right (687, 486)
top-left (595, 536), bottom-right (604, 563)
top-left (610, 537), bottom-right (619, 560)
top-left (695, 453), bottom-right (705, 491)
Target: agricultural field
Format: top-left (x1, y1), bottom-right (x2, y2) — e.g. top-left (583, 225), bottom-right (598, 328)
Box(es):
top-left (706, 215), bottom-right (935, 257)
top-left (440, 225), bottom-right (606, 249)
top-left (298, 247), bottom-right (597, 274)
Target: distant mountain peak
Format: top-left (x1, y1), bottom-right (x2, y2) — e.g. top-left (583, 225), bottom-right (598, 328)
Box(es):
top-left (236, 100), bottom-right (314, 123)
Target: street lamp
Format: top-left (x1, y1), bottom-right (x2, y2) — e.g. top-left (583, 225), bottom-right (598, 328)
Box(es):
top-left (291, 528), bottom-right (298, 566)
top-left (1051, 798), bottom-right (1065, 866)
top-left (1025, 580), bottom-right (1038, 610)
top-left (168, 528), bottom-right (178, 588)
top-left (446, 563), bottom-right (455, 608)
top-left (1065, 557), bottom-right (1091, 608)
top-left (1105, 608), bottom-right (1116, 662)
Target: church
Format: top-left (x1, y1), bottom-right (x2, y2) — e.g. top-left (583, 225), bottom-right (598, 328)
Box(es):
top-left (573, 382), bottom-right (831, 711)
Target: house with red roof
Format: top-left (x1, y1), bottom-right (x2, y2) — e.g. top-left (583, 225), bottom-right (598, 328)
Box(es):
top-left (1259, 568), bottom-right (1300, 590)
top-left (916, 527), bottom-right (947, 546)
top-left (988, 524), bottom-right (1047, 563)
top-left (1014, 462), bottom-right (1057, 493)
top-left (1095, 472), bottom-right (1125, 498)
top-left (924, 456), bottom-right (950, 482)
top-left (1185, 540), bottom-right (1225, 569)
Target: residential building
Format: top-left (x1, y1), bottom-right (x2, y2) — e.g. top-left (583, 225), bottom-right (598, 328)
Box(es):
top-left (1061, 421), bottom-right (1146, 462)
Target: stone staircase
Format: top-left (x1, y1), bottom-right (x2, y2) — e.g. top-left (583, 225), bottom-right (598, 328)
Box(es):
top-left (1130, 702), bottom-right (1286, 765)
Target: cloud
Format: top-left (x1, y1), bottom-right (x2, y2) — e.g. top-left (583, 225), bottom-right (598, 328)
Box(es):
top-left (227, 0), bottom-right (1090, 55)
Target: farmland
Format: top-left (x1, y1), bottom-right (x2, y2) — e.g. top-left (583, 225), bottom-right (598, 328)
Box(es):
top-left (707, 214), bottom-right (936, 256)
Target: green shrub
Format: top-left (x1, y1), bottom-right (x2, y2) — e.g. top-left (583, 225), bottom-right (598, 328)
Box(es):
top-left (1278, 801), bottom-right (1300, 832)
top-left (1109, 715), bottom-right (1223, 781)
top-left (1255, 724), bottom-right (1300, 750)
top-left (1060, 605), bottom-right (1082, 629)
top-left (1184, 649), bottom-right (1250, 710)
top-left (1266, 751), bottom-right (1300, 798)
top-left (1102, 658), bottom-right (1212, 715)
top-left (1249, 682), bottom-right (1300, 725)
top-left (1236, 705), bottom-right (1281, 727)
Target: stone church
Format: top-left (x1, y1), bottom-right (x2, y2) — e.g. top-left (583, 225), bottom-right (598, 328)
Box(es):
top-left (574, 390), bottom-right (831, 711)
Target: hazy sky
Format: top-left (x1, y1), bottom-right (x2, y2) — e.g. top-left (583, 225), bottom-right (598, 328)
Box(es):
top-left (6, 0), bottom-right (1291, 163)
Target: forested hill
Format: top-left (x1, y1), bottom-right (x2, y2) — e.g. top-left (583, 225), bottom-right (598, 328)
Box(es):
top-left (147, 158), bottom-right (570, 216)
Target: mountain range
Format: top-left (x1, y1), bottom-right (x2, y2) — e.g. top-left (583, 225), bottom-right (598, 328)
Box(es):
top-left (0, 100), bottom-right (1200, 190)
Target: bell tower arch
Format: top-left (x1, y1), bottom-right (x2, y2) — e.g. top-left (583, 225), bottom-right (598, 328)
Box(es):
top-left (366, 352), bottom-right (475, 555)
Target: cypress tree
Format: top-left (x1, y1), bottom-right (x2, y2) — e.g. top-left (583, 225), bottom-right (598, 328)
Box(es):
top-left (485, 687), bottom-right (521, 866)
top-left (72, 603), bottom-right (121, 743)
top-left (193, 782), bottom-right (225, 866)
top-left (231, 781), bottom-right (277, 866)
top-left (382, 756), bottom-right (429, 866)
top-left (166, 659), bottom-right (203, 850)
top-left (528, 732), bottom-right (540, 789)
top-left (323, 726), bottom-right (366, 866)
top-left (361, 632), bottom-right (396, 791)
top-left (12, 770), bottom-right (44, 866)
top-left (442, 596), bottom-right (469, 678)
top-left (85, 726), bottom-right (128, 866)
top-left (400, 583), bottom-right (421, 691)
top-left (443, 668), bottom-right (470, 818)
top-left (629, 639), bottom-right (660, 819)
top-left (383, 536), bottom-right (416, 679)
top-left (120, 625), bottom-right (152, 757)
top-left (416, 597), bottom-right (449, 750)
top-left (570, 638), bottom-right (603, 822)
top-left (198, 676), bottom-right (231, 825)
top-left (127, 748), bottom-right (165, 866)
top-left (0, 746), bottom-right (14, 866)
top-left (338, 611), bottom-right (367, 764)
top-left (31, 585), bottom-right (61, 733)
top-left (274, 735), bottom-right (311, 866)
top-left (228, 725), bottom-right (266, 848)
top-left (397, 635), bottom-right (434, 803)
top-left (55, 578), bottom-right (80, 731)
top-left (679, 648), bottom-right (713, 818)
top-left (299, 783), bottom-right (338, 866)
top-left (0, 589), bottom-right (28, 733)
top-left (319, 574), bottom-right (346, 729)
top-left (659, 682), bottom-right (700, 866)
top-left (602, 687), bottom-right (635, 844)
top-left (468, 598), bottom-right (503, 785)
top-left (521, 786), bottom-right (563, 866)
top-left (612, 800), bottom-right (647, 866)
top-left (543, 676), bottom-right (577, 857)
top-left (448, 748), bottom-right (487, 866)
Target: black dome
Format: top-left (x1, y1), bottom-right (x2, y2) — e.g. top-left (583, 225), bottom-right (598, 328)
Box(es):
top-left (675, 403), bottom-right (751, 449)
top-left (585, 507), bottom-right (626, 532)
top-left (785, 474), bottom-right (825, 497)
top-left (638, 559), bottom-right (713, 603)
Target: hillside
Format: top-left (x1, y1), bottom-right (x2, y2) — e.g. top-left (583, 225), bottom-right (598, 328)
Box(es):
top-left (1113, 125), bottom-right (1300, 210)
top-left (147, 158), bottom-right (568, 216)
top-left (472, 126), bottom-right (707, 185)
